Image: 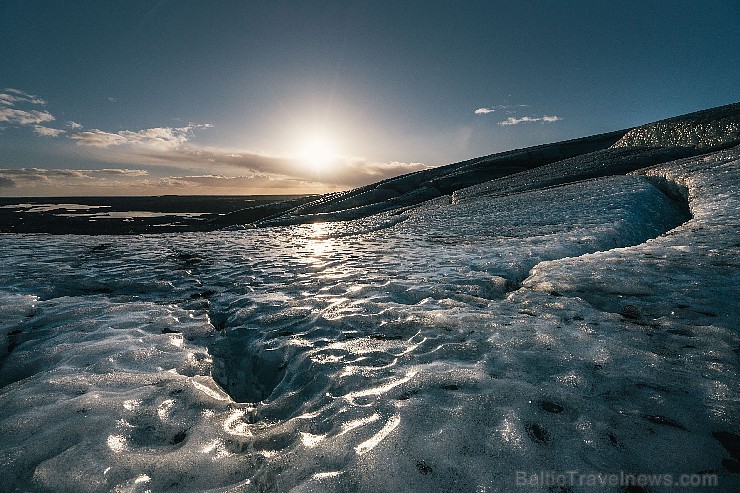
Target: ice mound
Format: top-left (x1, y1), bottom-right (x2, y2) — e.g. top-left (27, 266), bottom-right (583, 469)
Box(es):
top-left (612, 102), bottom-right (740, 150)
top-left (453, 104), bottom-right (739, 205)
top-left (451, 145), bottom-right (694, 203)
top-left (247, 130), bottom-right (626, 227)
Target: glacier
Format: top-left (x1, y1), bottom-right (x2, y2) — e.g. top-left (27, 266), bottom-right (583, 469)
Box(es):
top-left (0, 104), bottom-right (738, 492)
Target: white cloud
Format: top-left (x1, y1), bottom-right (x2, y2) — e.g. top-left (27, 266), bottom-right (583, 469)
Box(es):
top-left (475, 104), bottom-right (530, 115)
top-left (0, 88), bottom-right (59, 134)
top-left (0, 168), bottom-right (151, 194)
top-left (0, 167), bottom-right (307, 196)
top-left (0, 88), bottom-right (46, 106)
top-left (0, 168), bottom-right (149, 179)
top-left (98, 168), bottom-right (149, 176)
top-left (33, 125), bottom-right (66, 137)
top-left (67, 129), bottom-right (129, 147)
top-left (0, 108), bottom-right (55, 126)
top-left (498, 115), bottom-right (562, 126)
top-left (118, 126), bottom-right (194, 147)
top-left (68, 123), bottom-right (212, 148)
top-left (0, 168), bottom-right (154, 196)
top-left (156, 174), bottom-right (261, 189)
top-left (499, 116), bottom-right (537, 125)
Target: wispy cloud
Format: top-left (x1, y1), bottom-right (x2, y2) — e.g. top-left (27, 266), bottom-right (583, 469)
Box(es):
top-left (476, 101), bottom-right (562, 126)
top-left (108, 144), bottom-right (427, 187)
top-left (66, 130), bottom-right (128, 147)
top-left (0, 108), bottom-right (55, 126)
top-left (0, 88), bottom-right (47, 106)
top-left (475, 104), bottom-right (529, 115)
top-left (68, 123), bottom-right (212, 148)
top-left (154, 174), bottom-right (274, 190)
top-left (97, 168), bottom-right (150, 176)
top-left (0, 168), bottom-right (329, 195)
top-left (0, 168), bottom-right (151, 194)
top-left (0, 168), bottom-right (149, 181)
top-left (33, 125), bottom-right (66, 137)
top-left (0, 88), bottom-right (57, 130)
top-left (498, 115), bottom-right (562, 126)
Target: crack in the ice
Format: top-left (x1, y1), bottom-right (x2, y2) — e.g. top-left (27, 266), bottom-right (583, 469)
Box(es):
top-left (515, 177), bottom-right (694, 312)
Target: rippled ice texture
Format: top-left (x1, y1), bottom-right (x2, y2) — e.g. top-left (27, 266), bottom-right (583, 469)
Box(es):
top-left (0, 149), bottom-right (738, 492)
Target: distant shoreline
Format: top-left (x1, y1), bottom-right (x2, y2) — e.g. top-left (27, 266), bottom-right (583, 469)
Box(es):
top-left (0, 195), bottom-right (314, 235)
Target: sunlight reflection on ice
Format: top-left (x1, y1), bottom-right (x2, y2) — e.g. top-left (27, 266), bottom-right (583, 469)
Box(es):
top-left (123, 399), bottom-right (140, 411)
top-left (498, 411), bottom-right (523, 449)
top-left (303, 222), bottom-right (335, 264)
top-left (300, 432), bottom-right (326, 448)
top-left (338, 413), bottom-right (380, 436)
top-left (344, 371), bottom-right (416, 402)
top-left (134, 474), bottom-right (151, 484)
top-left (223, 409), bottom-right (254, 437)
top-left (191, 377), bottom-right (230, 401)
top-left (312, 471), bottom-right (343, 480)
top-left (106, 434), bottom-right (126, 453)
top-left (355, 414), bottom-right (401, 455)
top-left (157, 399), bottom-right (174, 420)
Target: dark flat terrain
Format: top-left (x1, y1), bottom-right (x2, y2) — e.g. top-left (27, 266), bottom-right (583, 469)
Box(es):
top-left (0, 195), bottom-right (313, 234)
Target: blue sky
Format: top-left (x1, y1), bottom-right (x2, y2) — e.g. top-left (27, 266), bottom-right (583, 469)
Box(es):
top-left (1, 0), bottom-right (738, 196)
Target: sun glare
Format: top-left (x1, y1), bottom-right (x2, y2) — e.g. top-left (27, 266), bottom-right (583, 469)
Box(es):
top-left (299, 136), bottom-right (337, 172)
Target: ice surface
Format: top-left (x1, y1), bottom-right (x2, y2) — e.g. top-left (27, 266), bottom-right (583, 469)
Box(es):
top-left (612, 103), bottom-right (740, 150)
top-left (0, 146), bottom-right (738, 491)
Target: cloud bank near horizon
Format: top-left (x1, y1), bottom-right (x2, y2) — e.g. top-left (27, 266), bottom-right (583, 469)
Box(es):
top-left (0, 168), bottom-right (151, 193)
top-left (0, 166), bottom-right (393, 196)
top-left (0, 88), bottom-right (429, 194)
top-left (67, 123), bottom-right (427, 189)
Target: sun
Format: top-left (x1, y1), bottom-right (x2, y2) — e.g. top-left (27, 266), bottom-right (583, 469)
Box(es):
top-left (299, 135), bottom-right (337, 172)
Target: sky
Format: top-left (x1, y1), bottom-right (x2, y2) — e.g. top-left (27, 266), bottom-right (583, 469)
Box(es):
top-left (1, 0), bottom-right (738, 196)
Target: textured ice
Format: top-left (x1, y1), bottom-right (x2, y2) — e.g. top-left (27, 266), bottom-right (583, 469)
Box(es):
top-left (612, 104), bottom-right (740, 150)
top-left (1, 147), bottom-right (739, 489)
